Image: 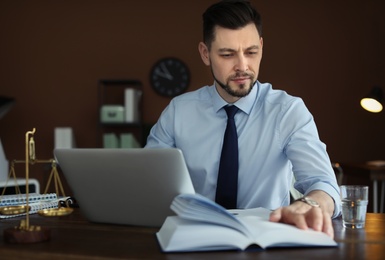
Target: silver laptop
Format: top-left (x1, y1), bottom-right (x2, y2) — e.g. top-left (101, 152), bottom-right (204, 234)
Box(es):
top-left (54, 148), bottom-right (195, 227)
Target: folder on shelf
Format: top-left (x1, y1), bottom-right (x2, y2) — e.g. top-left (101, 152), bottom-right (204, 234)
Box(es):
top-left (120, 133), bottom-right (141, 148)
top-left (103, 133), bottom-right (119, 148)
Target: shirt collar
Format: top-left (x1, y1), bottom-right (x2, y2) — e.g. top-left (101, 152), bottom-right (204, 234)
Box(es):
top-left (210, 81), bottom-right (259, 115)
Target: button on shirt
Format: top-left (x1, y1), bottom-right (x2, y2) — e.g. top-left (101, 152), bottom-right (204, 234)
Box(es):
top-left (145, 81), bottom-right (341, 218)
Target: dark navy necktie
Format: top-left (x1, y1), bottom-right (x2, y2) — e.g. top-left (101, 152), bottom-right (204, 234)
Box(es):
top-left (215, 105), bottom-right (239, 209)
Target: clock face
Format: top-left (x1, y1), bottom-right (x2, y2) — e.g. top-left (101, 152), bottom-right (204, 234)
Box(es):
top-left (150, 57), bottom-right (190, 97)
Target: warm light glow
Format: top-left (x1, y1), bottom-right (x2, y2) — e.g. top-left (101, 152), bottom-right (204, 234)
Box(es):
top-left (360, 98), bottom-right (383, 113)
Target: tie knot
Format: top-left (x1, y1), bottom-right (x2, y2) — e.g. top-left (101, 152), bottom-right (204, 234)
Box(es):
top-left (224, 105), bottom-right (239, 119)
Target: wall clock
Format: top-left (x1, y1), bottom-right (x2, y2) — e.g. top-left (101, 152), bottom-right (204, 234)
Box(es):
top-left (150, 57), bottom-right (190, 97)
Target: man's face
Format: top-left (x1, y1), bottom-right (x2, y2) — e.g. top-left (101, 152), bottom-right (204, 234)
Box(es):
top-left (199, 23), bottom-right (263, 103)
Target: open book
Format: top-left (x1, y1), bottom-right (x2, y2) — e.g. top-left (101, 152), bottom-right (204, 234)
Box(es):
top-left (156, 194), bottom-right (338, 252)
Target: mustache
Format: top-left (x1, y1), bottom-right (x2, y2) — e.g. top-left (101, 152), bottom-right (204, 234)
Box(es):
top-left (229, 72), bottom-right (254, 79)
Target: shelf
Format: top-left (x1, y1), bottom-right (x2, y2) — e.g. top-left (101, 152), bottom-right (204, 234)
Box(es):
top-left (99, 79), bottom-right (142, 86)
top-left (100, 122), bottom-right (142, 127)
top-left (98, 79), bottom-right (144, 148)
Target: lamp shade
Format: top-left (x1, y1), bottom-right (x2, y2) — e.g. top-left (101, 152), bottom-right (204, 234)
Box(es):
top-left (0, 96), bottom-right (15, 119)
top-left (360, 86), bottom-right (383, 113)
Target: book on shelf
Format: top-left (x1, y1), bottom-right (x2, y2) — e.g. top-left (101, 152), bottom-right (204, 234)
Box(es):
top-left (156, 193), bottom-right (338, 252)
top-left (54, 127), bottom-right (76, 149)
top-left (124, 88), bottom-right (142, 123)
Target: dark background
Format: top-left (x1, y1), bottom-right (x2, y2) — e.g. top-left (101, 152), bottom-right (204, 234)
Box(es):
top-left (0, 0), bottom-right (384, 193)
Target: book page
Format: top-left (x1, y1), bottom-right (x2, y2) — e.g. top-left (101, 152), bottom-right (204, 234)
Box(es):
top-left (171, 193), bottom-right (251, 237)
top-left (157, 214), bottom-right (337, 252)
top-left (238, 215), bottom-right (337, 249)
top-left (157, 216), bottom-right (252, 252)
top-left (229, 207), bottom-right (271, 220)
top-left (159, 194), bottom-right (337, 252)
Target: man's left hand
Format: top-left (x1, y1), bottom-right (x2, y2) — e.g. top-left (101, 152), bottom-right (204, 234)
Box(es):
top-left (269, 194), bottom-right (334, 238)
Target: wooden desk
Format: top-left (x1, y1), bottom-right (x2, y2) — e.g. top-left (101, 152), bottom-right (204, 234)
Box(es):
top-left (341, 163), bottom-right (385, 213)
top-left (1, 210), bottom-right (385, 259)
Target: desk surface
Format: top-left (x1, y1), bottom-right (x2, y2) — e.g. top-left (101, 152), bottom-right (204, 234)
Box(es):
top-left (0, 210), bottom-right (385, 260)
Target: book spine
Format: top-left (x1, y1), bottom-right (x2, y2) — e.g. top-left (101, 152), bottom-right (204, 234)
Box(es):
top-left (54, 127), bottom-right (76, 149)
top-left (124, 88), bottom-right (141, 123)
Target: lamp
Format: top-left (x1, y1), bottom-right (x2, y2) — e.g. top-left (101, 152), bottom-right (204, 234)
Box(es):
top-left (360, 86), bottom-right (383, 113)
top-left (0, 96), bottom-right (15, 119)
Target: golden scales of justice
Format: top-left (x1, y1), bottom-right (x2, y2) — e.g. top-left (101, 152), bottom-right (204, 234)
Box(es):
top-left (0, 128), bottom-right (73, 243)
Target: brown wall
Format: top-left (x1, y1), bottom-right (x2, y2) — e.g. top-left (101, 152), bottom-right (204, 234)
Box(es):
top-left (1, 1), bottom-right (385, 192)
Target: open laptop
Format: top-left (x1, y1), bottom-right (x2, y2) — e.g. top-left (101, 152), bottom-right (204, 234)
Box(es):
top-left (54, 148), bottom-right (195, 227)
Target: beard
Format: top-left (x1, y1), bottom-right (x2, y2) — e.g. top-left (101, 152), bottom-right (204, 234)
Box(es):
top-left (210, 66), bottom-right (256, 98)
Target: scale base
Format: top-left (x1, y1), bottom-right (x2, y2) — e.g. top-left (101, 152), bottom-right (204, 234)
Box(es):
top-left (4, 226), bottom-right (51, 244)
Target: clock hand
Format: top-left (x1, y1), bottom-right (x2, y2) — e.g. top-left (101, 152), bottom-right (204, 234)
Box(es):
top-left (154, 67), bottom-right (173, 80)
top-left (160, 63), bottom-right (174, 80)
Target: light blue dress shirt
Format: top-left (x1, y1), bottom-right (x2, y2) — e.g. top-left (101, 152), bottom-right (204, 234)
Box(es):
top-left (145, 81), bottom-right (341, 218)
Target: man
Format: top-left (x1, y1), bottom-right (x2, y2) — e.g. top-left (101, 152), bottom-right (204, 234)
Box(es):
top-left (145, 0), bottom-right (340, 237)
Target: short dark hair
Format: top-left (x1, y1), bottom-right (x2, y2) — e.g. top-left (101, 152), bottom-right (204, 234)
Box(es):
top-left (202, 0), bottom-right (262, 49)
